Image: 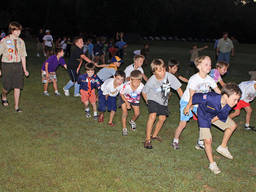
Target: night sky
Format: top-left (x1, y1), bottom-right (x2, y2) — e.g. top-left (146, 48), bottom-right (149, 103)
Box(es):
top-left (1, 0), bottom-right (256, 42)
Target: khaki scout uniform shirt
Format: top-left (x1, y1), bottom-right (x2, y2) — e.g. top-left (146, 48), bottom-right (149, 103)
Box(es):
top-left (0, 35), bottom-right (27, 63)
top-left (217, 38), bottom-right (234, 53)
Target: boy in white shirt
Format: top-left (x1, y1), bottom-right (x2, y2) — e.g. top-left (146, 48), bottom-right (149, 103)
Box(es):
top-left (120, 70), bottom-right (145, 136)
top-left (172, 56), bottom-right (221, 150)
top-left (229, 80), bottom-right (256, 131)
top-left (124, 54), bottom-right (148, 82)
top-left (98, 71), bottom-right (125, 126)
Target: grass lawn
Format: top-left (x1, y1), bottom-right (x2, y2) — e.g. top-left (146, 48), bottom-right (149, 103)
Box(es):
top-left (0, 40), bottom-right (256, 192)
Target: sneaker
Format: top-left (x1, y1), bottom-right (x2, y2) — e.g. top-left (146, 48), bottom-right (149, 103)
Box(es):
top-left (172, 142), bottom-right (179, 150)
top-left (216, 145), bottom-right (233, 159)
top-left (85, 111), bottom-right (91, 118)
top-left (129, 120), bottom-right (136, 131)
top-left (209, 162), bottom-right (221, 175)
top-left (63, 88), bottom-right (70, 96)
top-left (244, 125), bottom-right (256, 131)
top-left (37, 53), bottom-right (40, 57)
top-left (43, 91), bottom-right (50, 96)
top-left (55, 91), bottom-right (60, 96)
top-left (144, 140), bottom-right (153, 149)
top-left (93, 115), bottom-right (98, 120)
top-left (122, 128), bottom-right (128, 136)
top-left (195, 140), bottom-right (205, 150)
top-left (74, 93), bottom-right (81, 97)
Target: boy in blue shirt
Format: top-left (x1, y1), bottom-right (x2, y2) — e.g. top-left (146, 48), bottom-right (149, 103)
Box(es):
top-left (78, 63), bottom-right (101, 119)
top-left (192, 83), bottom-right (241, 174)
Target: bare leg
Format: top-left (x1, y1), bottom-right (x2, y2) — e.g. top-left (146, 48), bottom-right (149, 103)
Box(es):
top-left (152, 115), bottom-right (166, 138)
top-left (1, 88), bottom-right (8, 106)
top-left (121, 103), bottom-right (128, 129)
top-left (14, 88), bottom-right (20, 110)
top-left (43, 82), bottom-right (49, 92)
top-left (131, 105), bottom-right (140, 122)
top-left (108, 111), bottom-right (116, 124)
top-left (146, 113), bottom-right (156, 140)
top-left (52, 79), bottom-right (58, 92)
top-left (204, 138), bottom-right (214, 163)
top-left (221, 123), bottom-right (237, 148)
top-left (229, 109), bottom-right (240, 119)
top-left (244, 106), bottom-right (252, 125)
top-left (174, 121), bottom-right (187, 139)
top-left (91, 102), bottom-right (97, 113)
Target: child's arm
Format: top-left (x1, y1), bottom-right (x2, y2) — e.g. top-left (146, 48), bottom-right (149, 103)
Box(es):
top-left (184, 89), bottom-right (195, 115)
top-left (211, 116), bottom-right (219, 123)
top-left (76, 59), bottom-right (83, 73)
top-left (120, 94), bottom-right (131, 109)
top-left (219, 80), bottom-right (226, 88)
top-left (45, 62), bottom-right (49, 79)
top-left (63, 64), bottom-right (67, 70)
top-left (198, 45), bottom-right (208, 51)
top-left (94, 63), bottom-right (109, 68)
top-left (142, 73), bottom-right (148, 82)
top-left (176, 87), bottom-right (183, 98)
top-left (178, 75), bottom-right (189, 83)
top-left (213, 86), bottom-right (221, 94)
top-left (142, 92), bottom-right (147, 104)
top-left (81, 54), bottom-right (93, 63)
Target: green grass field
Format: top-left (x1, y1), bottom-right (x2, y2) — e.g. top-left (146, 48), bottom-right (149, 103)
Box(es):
top-left (0, 40), bottom-right (256, 192)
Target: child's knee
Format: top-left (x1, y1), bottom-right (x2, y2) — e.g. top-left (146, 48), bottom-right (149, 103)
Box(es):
top-left (204, 139), bottom-right (212, 146)
top-left (159, 115), bottom-right (166, 122)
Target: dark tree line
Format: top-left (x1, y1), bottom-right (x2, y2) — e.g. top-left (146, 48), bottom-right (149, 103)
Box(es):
top-left (1, 0), bottom-right (256, 42)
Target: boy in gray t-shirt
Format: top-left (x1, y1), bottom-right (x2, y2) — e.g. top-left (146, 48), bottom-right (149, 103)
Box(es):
top-left (142, 59), bottom-right (183, 149)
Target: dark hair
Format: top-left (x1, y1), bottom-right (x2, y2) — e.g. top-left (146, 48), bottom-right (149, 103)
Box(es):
top-left (221, 83), bottom-right (242, 97)
top-left (114, 70), bottom-right (126, 79)
top-left (73, 36), bottom-right (83, 44)
top-left (130, 70), bottom-right (142, 80)
top-left (85, 63), bottom-right (95, 70)
top-left (8, 21), bottom-right (22, 34)
top-left (216, 61), bottom-right (229, 68)
top-left (55, 48), bottom-right (63, 54)
top-left (168, 59), bottom-right (179, 68)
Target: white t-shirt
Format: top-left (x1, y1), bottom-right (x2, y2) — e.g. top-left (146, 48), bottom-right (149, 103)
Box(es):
top-left (120, 81), bottom-right (144, 103)
top-left (60, 40), bottom-right (67, 50)
top-left (43, 35), bottom-right (53, 47)
top-left (182, 73), bottom-right (217, 102)
top-left (101, 78), bottom-right (123, 97)
top-left (239, 81), bottom-right (256, 103)
top-left (124, 64), bottom-right (144, 79)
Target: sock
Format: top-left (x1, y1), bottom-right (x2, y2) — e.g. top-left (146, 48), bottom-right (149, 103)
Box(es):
top-left (85, 108), bottom-right (90, 112)
top-left (44, 91), bottom-right (48, 93)
top-left (94, 111), bottom-right (98, 116)
top-left (245, 123), bottom-right (249, 127)
top-left (173, 138), bottom-right (179, 143)
top-left (198, 140), bottom-right (204, 146)
top-left (55, 90), bottom-right (59, 93)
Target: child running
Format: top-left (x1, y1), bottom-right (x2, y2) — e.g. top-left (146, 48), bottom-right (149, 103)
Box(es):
top-left (124, 54), bottom-right (148, 82)
top-left (209, 61), bottom-right (229, 87)
top-left (41, 48), bottom-right (67, 96)
top-left (168, 59), bottom-right (188, 83)
top-left (229, 80), bottom-right (256, 131)
top-left (192, 83), bottom-right (241, 174)
top-left (96, 56), bottom-right (123, 83)
top-left (77, 63), bottom-right (101, 120)
top-left (142, 59), bottom-right (183, 149)
top-left (120, 70), bottom-right (145, 136)
top-left (172, 56), bottom-right (221, 150)
top-left (98, 70), bottom-right (125, 126)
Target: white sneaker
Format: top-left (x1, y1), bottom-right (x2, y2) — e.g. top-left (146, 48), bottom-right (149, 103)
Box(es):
top-left (122, 128), bottom-right (128, 136)
top-left (37, 53), bottom-right (40, 57)
top-left (216, 145), bottom-right (233, 159)
top-left (209, 162), bottom-right (221, 174)
top-left (43, 91), bottom-right (50, 96)
top-left (129, 120), bottom-right (136, 131)
top-left (74, 94), bottom-right (81, 97)
top-left (195, 140), bottom-right (205, 150)
top-left (55, 91), bottom-right (60, 96)
top-left (63, 88), bottom-right (70, 96)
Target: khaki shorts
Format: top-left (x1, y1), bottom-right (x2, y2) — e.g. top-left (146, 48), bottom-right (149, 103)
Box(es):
top-left (199, 117), bottom-right (236, 140)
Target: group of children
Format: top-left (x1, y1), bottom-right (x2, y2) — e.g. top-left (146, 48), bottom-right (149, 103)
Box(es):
top-left (40, 37), bottom-right (256, 175)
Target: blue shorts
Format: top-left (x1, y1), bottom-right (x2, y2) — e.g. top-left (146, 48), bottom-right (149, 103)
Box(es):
top-left (180, 99), bottom-right (198, 121)
top-left (98, 90), bottom-right (117, 112)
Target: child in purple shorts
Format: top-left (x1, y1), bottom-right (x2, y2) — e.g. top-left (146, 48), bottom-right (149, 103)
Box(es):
top-left (41, 48), bottom-right (67, 96)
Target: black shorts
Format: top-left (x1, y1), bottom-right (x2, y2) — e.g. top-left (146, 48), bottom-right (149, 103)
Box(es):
top-left (120, 97), bottom-right (140, 106)
top-left (2, 62), bottom-right (24, 91)
top-left (147, 100), bottom-right (169, 116)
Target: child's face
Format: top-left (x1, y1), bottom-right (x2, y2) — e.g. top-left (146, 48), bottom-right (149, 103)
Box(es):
top-left (114, 62), bottom-right (121, 67)
top-left (86, 69), bottom-right (94, 77)
top-left (193, 45), bottom-right (197, 49)
top-left (58, 50), bottom-right (64, 57)
top-left (154, 66), bottom-right (166, 79)
top-left (134, 58), bottom-right (144, 68)
top-left (168, 65), bottom-right (178, 74)
top-left (197, 57), bottom-right (211, 74)
top-left (76, 38), bottom-right (84, 49)
top-left (226, 93), bottom-right (240, 108)
top-left (114, 75), bottom-right (124, 86)
top-left (130, 78), bottom-right (141, 89)
top-left (218, 66), bottom-right (228, 76)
